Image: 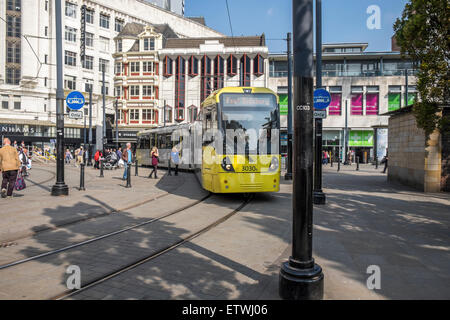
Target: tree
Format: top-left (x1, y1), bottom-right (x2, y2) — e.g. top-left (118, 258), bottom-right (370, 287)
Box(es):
top-left (393, 0), bottom-right (450, 140)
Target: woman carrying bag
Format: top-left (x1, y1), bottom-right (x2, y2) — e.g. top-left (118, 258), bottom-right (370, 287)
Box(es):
top-left (148, 147), bottom-right (159, 179)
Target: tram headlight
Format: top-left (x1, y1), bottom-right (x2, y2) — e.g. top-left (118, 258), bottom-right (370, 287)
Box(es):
top-left (221, 157), bottom-right (235, 172)
top-left (269, 157), bottom-right (279, 172)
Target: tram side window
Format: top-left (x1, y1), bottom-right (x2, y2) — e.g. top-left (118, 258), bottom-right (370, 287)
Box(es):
top-left (150, 133), bottom-right (156, 148)
top-left (166, 133), bottom-right (173, 149)
top-left (158, 134), bottom-right (165, 149)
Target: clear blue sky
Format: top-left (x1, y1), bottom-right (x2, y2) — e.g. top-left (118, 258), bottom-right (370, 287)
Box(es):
top-left (185, 0), bottom-right (410, 53)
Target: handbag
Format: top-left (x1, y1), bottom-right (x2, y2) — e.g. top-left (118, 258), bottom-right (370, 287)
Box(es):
top-left (15, 172), bottom-right (26, 191)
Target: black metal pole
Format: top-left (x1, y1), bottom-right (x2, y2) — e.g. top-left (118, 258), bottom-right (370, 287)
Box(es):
top-left (51, 0), bottom-right (69, 196)
top-left (126, 162), bottom-right (132, 188)
top-left (164, 100), bottom-right (166, 127)
top-left (88, 86), bottom-right (93, 166)
top-left (285, 32), bottom-right (293, 181)
top-left (102, 69), bottom-right (106, 155)
top-left (313, 0), bottom-right (325, 205)
top-left (115, 99), bottom-right (119, 150)
top-left (356, 156), bottom-right (360, 171)
top-left (135, 159), bottom-right (138, 176)
top-left (344, 100), bottom-right (348, 164)
top-left (405, 68), bottom-right (409, 107)
top-left (79, 163), bottom-right (86, 191)
top-left (337, 156), bottom-right (340, 171)
top-left (279, 0), bottom-right (324, 300)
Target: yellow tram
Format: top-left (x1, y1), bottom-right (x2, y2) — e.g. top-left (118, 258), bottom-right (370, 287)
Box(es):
top-left (136, 87), bottom-right (281, 194)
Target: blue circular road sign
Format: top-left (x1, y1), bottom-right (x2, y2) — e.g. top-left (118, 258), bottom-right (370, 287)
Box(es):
top-left (314, 88), bottom-right (331, 110)
top-left (66, 91), bottom-right (85, 110)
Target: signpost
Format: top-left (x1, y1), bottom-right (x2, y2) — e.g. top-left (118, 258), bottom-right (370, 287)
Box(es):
top-left (66, 91), bottom-right (85, 111)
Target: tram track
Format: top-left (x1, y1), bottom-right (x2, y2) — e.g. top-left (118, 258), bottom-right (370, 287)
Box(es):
top-left (0, 169), bottom-right (185, 244)
top-left (53, 194), bottom-right (253, 300)
top-left (0, 191), bottom-right (210, 271)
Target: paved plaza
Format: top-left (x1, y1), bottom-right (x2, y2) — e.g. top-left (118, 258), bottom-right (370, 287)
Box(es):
top-left (0, 163), bottom-right (448, 300)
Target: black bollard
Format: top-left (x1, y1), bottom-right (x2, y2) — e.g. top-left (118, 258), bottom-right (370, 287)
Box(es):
top-left (330, 155), bottom-right (333, 167)
top-left (356, 156), bottom-right (360, 171)
top-left (99, 159), bottom-right (104, 178)
top-left (375, 157), bottom-right (378, 169)
top-left (126, 162), bottom-right (132, 188)
top-left (337, 157), bottom-right (340, 172)
top-left (135, 159), bottom-right (138, 176)
top-left (79, 163), bottom-right (86, 191)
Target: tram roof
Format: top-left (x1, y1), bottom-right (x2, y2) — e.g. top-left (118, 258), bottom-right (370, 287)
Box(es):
top-left (137, 123), bottom-right (192, 136)
top-left (201, 87), bottom-right (278, 107)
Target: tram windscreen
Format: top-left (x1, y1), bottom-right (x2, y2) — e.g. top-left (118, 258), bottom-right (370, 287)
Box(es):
top-left (220, 93), bottom-right (279, 155)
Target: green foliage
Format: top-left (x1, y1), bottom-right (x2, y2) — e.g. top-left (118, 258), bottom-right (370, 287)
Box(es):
top-left (393, 0), bottom-right (450, 139)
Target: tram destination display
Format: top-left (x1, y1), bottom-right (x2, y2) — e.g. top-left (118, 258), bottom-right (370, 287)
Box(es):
top-left (222, 94), bottom-right (275, 108)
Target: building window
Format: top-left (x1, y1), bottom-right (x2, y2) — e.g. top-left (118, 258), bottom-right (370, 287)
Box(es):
top-left (114, 86), bottom-right (121, 98)
top-left (45, 26), bottom-right (48, 37)
top-left (6, 15), bottom-right (21, 38)
top-left (85, 82), bottom-right (93, 93)
top-left (101, 84), bottom-right (109, 96)
top-left (143, 38), bottom-right (155, 51)
top-left (129, 109), bottom-right (140, 122)
top-left (188, 105), bottom-right (198, 123)
top-left (388, 85), bottom-right (402, 111)
top-left (99, 58), bottom-right (109, 73)
top-left (253, 54), bottom-right (264, 76)
top-left (64, 75), bottom-right (76, 90)
top-left (99, 37), bottom-right (109, 51)
top-left (214, 55), bottom-right (224, 90)
top-left (82, 55), bottom-right (93, 70)
top-left (406, 86), bottom-right (418, 106)
top-left (14, 101), bottom-right (21, 110)
top-left (142, 109), bottom-right (156, 123)
top-left (240, 54), bottom-right (251, 87)
top-left (65, 50), bottom-right (77, 66)
top-left (164, 105), bottom-right (173, 123)
top-left (175, 56), bottom-right (186, 122)
top-left (64, 26), bottom-right (77, 42)
top-left (130, 61), bottom-right (140, 74)
top-left (85, 32), bottom-right (94, 47)
top-left (6, 42), bottom-right (20, 63)
top-left (130, 85), bottom-right (140, 99)
top-left (99, 14), bottom-right (110, 29)
top-left (2, 96), bottom-right (8, 110)
top-left (328, 86), bottom-right (342, 116)
top-left (366, 86), bottom-right (379, 115)
top-left (86, 8), bottom-right (94, 24)
top-left (143, 61), bottom-right (154, 74)
top-left (45, 1), bottom-right (48, 11)
top-left (142, 85), bottom-right (153, 98)
top-left (6, 68), bottom-right (20, 85)
top-left (65, 1), bottom-right (77, 18)
top-left (201, 55), bottom-right (212, 102)
top-left (227, 55), bottom-right (237, 76)
top-left (188, 56), bottom-right (198, 76)
top-left (115, 18), bottom-right (124, 32)
top-left (116, 40), bottom-right (122, 52)
top-left (350, 86), bottom-right (363, 115)
top-left (115, 62), bottom-right (122, 75)
top-left (163, 56), bottom-right (173, 76)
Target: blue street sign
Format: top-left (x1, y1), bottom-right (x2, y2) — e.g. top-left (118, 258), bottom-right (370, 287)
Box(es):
top-left (313, 88), bottom-right (331, 110)
top-left (66, 91), bottom-right (85, 110)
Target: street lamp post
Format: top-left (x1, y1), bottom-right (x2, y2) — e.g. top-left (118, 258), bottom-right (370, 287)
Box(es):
top-left (285, 32), bottom-right (293, 181)
top-left (279, 0), bottom-right (324, 300)
top-left (51, 0), bottom-right (69, 196)
top-left (88, 86), bottom-right (93, 166)
top-left (102, 69), bottom-right (106, 154)
top-left (115, 99), bottom-right (119, 150)
top-left (313, 0), bottom-right (326, 205)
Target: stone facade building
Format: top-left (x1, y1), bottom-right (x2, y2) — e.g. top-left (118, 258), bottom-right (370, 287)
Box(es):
top-left (387, 106), bottom-right (449, 192)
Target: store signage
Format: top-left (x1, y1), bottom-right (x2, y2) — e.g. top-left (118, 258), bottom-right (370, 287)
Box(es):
top-left (349, 130), bottom-right (374, 147)
top-left (66, 91), bottom-right (85, 110)
top-left (313, 89), bottom-right (331, 110)
top-left (1, 124), bottom-right (36, 134)
top-left (80, 5), bottom-right (86, 63)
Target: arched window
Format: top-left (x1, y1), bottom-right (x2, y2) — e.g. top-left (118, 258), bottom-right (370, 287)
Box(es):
top-left (240, 54), bottom-right (251, 86)
top-left (201, 55), bottom-right (212, 102)
top-left (227, 55), bottom-right (237, 76)
top-left (188, 56), bottom-right (198, 76)
top-left (188, 105), bottom-right (198, 123)
top-left (175, 56), bottom-right (186, 122)
top-left (163, 56), bottom-right (172, 77)
top-left (214, 55), bottom-right (224, 90)
top-left (253, 54), bottom-right (264, 76)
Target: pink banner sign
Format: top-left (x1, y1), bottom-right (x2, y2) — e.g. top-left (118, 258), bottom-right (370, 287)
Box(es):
top-left (351, 94), bottom-right (363, 115)
top-left (366, 93), bottom-right (379, 115)
top-left (328, 93), bottom-right (341, 115)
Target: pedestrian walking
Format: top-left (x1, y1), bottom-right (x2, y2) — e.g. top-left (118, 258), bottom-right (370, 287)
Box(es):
top-left (94, 150), bottom-right (102, 169)
top-left (122, 143), bottom-right (132, 180)
top-left (382, 149), bottom-right (389, 173)
top-left (0, 138), bottom-right (21, 199)
top-left (168, 147), bottom-right (180, 176)
top-left (65, 149), bottom-right (73, 164)
top-left (18, 147), bottom-right (29, 177)
top-left (148, 146), bottom-right (159, 179)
